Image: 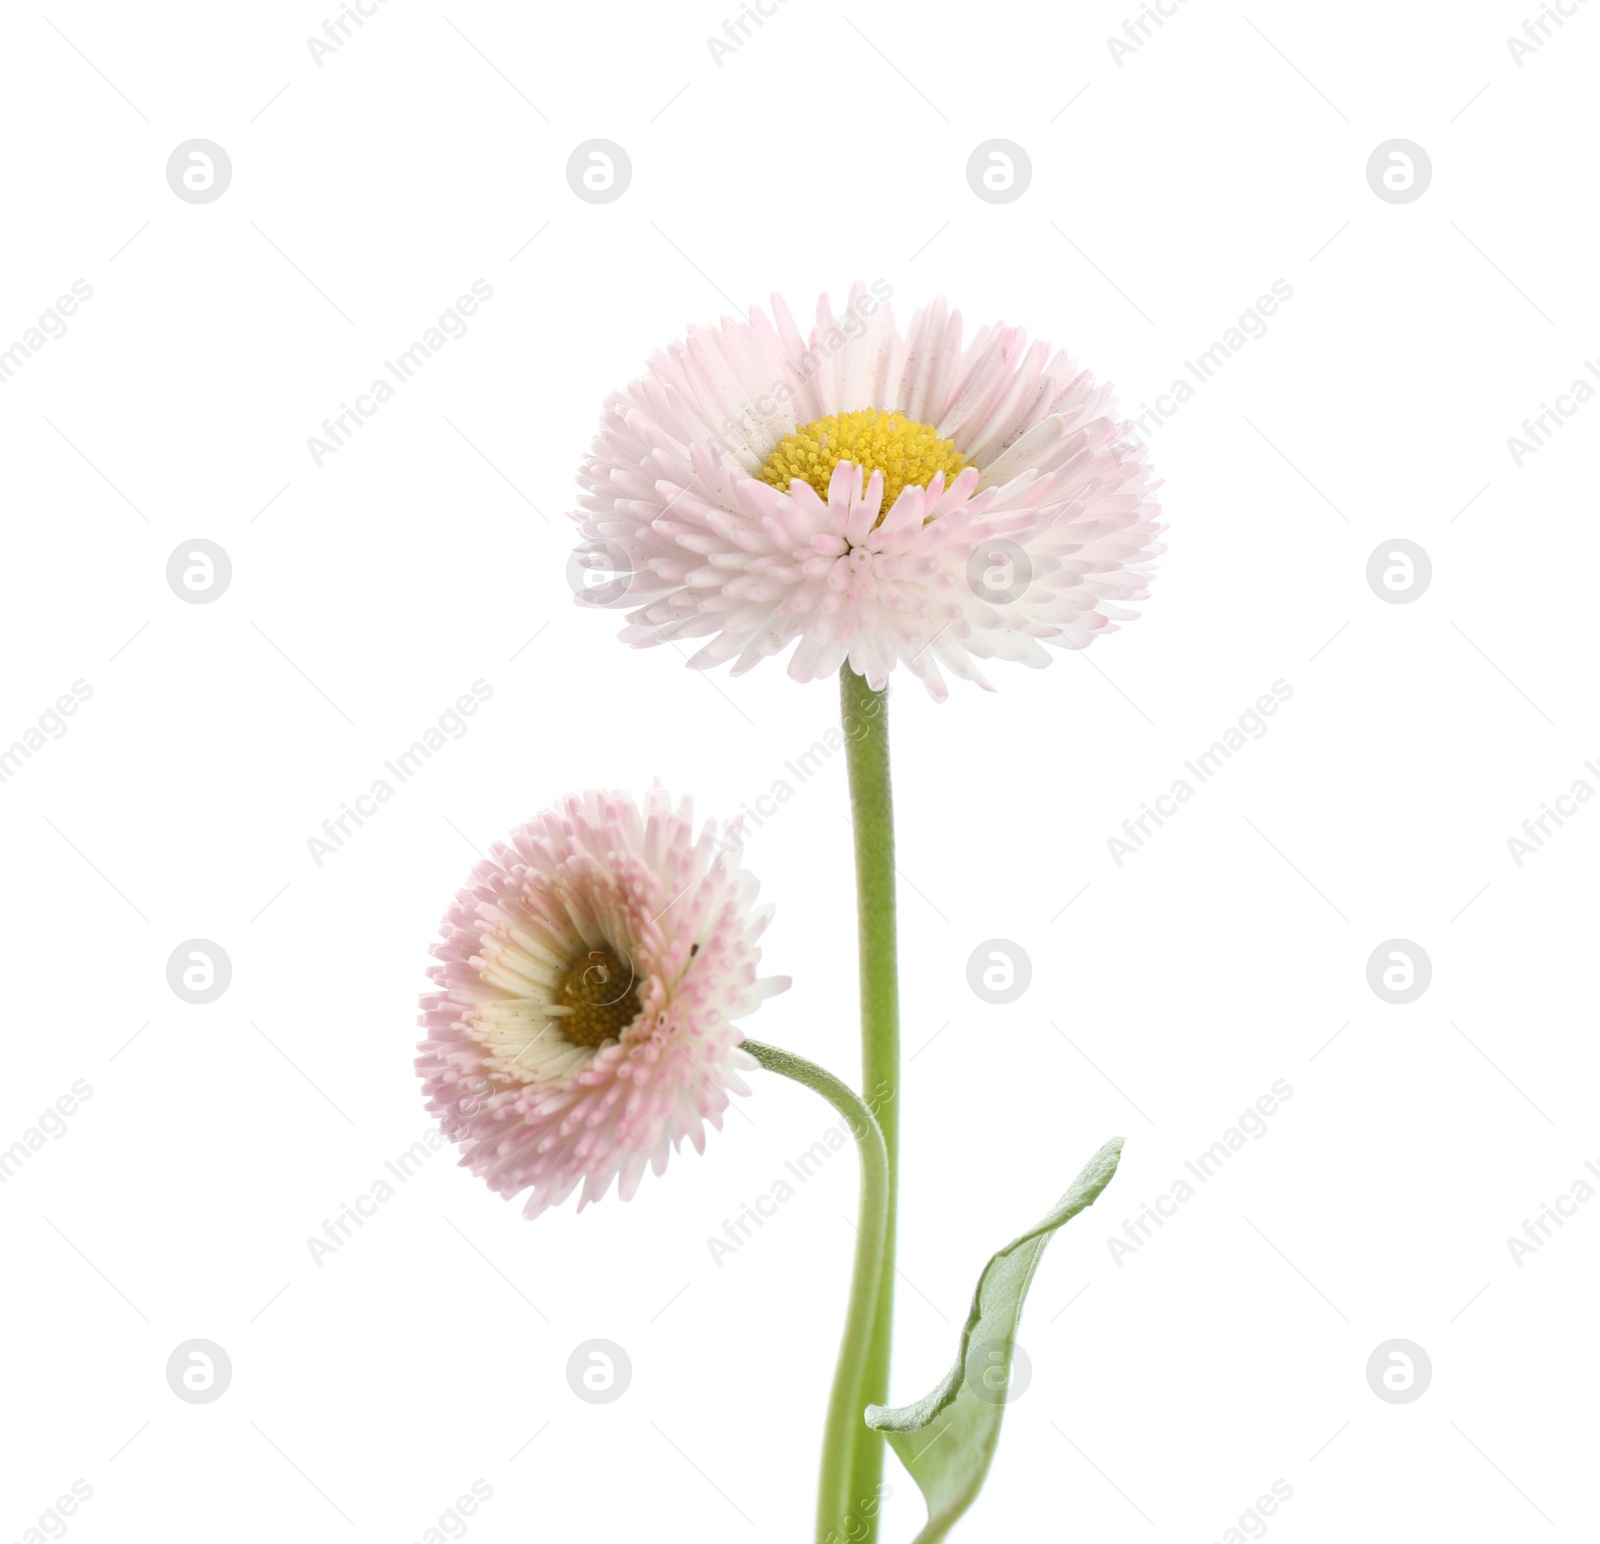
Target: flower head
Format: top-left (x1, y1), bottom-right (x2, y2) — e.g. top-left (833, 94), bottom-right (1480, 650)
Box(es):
top-left (417, 789), bottom-right (787, 1218)
top-left (572, 282), bottom-right (1163, 700)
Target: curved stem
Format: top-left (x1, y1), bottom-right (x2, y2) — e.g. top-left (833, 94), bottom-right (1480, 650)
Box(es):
top-left (839, 665), bottom-right (900, 1544)
top-left (740, 1039), bottom-right (890, 1544)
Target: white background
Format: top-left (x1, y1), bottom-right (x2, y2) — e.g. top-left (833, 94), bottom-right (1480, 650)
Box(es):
top-left (2, 2), bottom-right (1597, 1541)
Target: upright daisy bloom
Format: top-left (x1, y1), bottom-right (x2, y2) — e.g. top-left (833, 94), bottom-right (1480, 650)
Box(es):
top-left (572, 282), bottom-right (1163, 699)
top-left (417, 789), bottom-right (787, 1217)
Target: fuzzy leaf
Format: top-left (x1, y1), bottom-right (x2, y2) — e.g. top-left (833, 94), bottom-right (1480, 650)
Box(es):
top-left (864, 1137), bottom-right (1124, 1543)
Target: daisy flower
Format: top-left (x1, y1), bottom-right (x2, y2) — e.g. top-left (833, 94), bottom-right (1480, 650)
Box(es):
top-left (572, 282), bottom-right (1163, 699)
top-left (416, 788), bottom-right (788, 1218)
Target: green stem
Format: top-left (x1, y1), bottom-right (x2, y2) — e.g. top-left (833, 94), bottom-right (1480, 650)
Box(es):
top-left (839, 665), bottom-right (900, 1544)
top-left (740, 1039), bottom-right (889, 1544)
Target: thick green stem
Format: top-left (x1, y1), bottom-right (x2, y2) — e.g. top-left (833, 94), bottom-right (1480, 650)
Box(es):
top-left (740, 1039), bottom-right (889, 1544)
top-left (838, 665), bottom-right (900, 1544)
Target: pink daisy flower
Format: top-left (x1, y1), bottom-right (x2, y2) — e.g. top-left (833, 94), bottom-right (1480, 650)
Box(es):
top-left (417, 789), bottom-right (788, 1218)
top-left (572, 282), bottom-right (1164, 700)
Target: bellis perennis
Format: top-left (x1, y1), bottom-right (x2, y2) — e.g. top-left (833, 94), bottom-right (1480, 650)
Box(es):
top-left (416, 788), bottom-right (787, 1218)
top-left (572, 282), bottom-right (1163, 700)
top-left (422, 279), bottom-right (1159, 1544)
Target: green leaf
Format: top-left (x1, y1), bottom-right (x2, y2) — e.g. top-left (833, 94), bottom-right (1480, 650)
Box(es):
top-left (863, 1137), bottom-right (1124, 1544)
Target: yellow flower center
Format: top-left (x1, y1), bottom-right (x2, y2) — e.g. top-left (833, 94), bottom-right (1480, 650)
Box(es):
top-left (758, 409), bottom-right (967, 514)
top-left (556, 946), bottom-right (640, 1047)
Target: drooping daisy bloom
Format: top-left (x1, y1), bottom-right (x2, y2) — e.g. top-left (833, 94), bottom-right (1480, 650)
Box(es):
top-left (572, 282), bottom-right (1163, 699)
top-left (417, 788), bottom-right (787, 1218)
